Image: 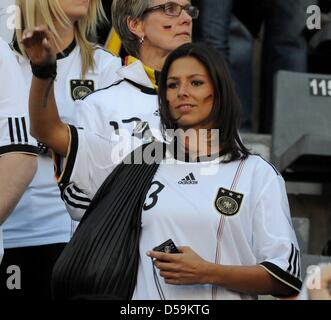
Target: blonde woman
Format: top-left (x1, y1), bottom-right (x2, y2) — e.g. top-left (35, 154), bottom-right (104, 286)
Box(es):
top-left (0, 0), bottom-right (121, 299)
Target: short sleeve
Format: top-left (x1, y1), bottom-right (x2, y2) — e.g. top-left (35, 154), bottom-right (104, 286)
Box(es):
top-left (0, 39), bottom-right (38, 156)
top-left (57, 126), bottom-right (114, 198)
top-left (252, 175), bottom-right (302, 295)
top-left (0, 116), bottom-right (38, 156)
top-left (56, 125), bottom-right (136, 203)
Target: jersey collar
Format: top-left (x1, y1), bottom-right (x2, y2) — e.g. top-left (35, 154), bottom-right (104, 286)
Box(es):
top-left (56, 39), bottom-right (77, 60)
top-left (116, 58), bottom-right (158, 94)
top-left (125, 56), bottom-right (160, 90)
top-left (14, 38), bottom-right (77, 63)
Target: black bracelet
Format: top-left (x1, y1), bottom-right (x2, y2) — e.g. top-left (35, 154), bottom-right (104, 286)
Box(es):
top-left (30, 61), bottom-right (57, 80)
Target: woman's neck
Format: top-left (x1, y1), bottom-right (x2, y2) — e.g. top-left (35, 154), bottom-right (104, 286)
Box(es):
top-left (177, 128), bottom-right (221, 160)
top-left (53, 21), bottom-right (75, 53)
top-left (139, 47), bottom-right (169, 71)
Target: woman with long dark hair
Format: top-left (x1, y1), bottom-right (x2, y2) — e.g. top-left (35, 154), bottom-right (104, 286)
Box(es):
top-left (25, 39), bottom-right (302, 299)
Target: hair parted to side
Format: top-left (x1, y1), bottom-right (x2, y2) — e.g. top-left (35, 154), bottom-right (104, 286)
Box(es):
top-left (15, 0), bottom-right (106, 78)
top-left (111, 0), bottom-right (151, 58)
top-left (158, 42), bottom-right (250, 162)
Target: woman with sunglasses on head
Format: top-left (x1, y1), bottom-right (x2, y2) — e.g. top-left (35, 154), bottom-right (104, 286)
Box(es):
top-left (0, 0), bottom-right (121, 299)
top-left (25, 40), bottom-right (302, 299)
top-left (21, 0), bottom-right (199, 222)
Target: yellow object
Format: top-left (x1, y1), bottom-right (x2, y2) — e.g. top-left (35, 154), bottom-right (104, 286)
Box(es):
top-left (126, 56), bottom-right (159, 90)
top-left (105, 28), bottom-right (122, 56)
top-left (105, 30), bottom-right (160, 90)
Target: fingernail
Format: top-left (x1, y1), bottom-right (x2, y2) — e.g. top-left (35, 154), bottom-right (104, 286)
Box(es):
top-left (146, 251), bottom-right (151, 256)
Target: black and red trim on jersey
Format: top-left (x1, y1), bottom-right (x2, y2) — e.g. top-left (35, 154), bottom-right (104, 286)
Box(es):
top-left (62, 184), bottom-right (90, 211)
top-left (0, 144), bottom-right (38, 156)
top-left (55, 126), bottom-right (92, 210)
top-left (56, 125), bottom-right (78, 187)
top-left (260, 261), bottom-right (302, 296)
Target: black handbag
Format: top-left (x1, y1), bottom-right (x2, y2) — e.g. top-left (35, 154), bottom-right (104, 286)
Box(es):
top-left (51, 142), bottom-right (164, 300)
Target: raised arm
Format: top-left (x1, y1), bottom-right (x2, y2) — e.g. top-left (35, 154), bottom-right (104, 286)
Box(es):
top-left (21, 26), bottom-right (69, 156)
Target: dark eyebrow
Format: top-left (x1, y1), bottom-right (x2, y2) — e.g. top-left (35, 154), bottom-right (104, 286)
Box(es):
top-left (167, 74), bottom-right (207, 80)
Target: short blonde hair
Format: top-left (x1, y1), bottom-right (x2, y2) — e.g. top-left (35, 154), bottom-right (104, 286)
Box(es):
top-left (112, 0), bottom-right (151, 58)
top-left (15, 0), bottom-right (106, 78)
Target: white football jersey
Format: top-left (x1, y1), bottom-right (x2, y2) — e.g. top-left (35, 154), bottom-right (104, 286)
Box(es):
top-left (0, 0), bottom-right (15, 42)
top-left (0, 37), bottom-right (37, 262)
top-left (61, 126), bottom-right (302, 299)
top-left (2, 42), bottom-right (121, 248)
top-left (58, 60), bottom-right (162, 220)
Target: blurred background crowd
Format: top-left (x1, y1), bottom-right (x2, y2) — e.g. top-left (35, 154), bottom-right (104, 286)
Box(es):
top-left (95, 0), bottom-right (331, 134)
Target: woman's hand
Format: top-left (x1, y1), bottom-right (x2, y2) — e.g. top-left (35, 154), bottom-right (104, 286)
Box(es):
top-left (147, 246), bottom-right (212, 285)
top-left (21, 26), bottom-right (56, 66)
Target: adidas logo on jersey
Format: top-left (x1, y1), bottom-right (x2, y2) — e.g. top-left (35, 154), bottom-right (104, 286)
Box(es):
top-left (178, 173), bottom-right (198, 185)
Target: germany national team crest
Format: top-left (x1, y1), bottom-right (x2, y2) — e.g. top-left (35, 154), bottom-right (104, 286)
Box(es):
top-left (214, 188), bottom-right (244, 216)
top-left (70, 79), bottom-right (95, 100)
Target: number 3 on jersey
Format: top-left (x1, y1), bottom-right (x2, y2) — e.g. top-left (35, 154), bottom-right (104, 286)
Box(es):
top-left (143, 181), bottom-right (165, 211)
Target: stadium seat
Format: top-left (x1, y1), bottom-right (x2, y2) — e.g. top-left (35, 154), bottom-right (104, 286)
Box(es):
top-left (271, 71), bottom-right (331, 182)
